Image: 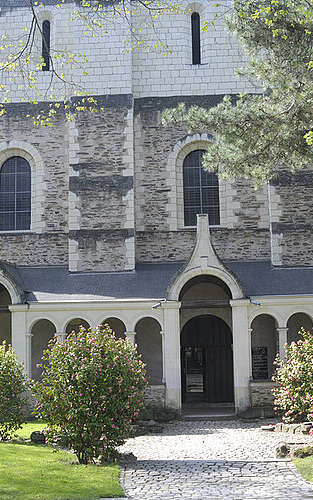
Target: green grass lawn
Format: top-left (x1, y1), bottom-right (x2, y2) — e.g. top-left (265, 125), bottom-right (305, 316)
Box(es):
top-left (15, 421), bottom-right (47, 440)
top-left (293, 456), bottom-right (313, 482)
top-left (0, 422), bottom-right (124, 500)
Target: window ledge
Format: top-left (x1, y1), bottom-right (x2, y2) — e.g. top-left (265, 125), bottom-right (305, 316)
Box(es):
top-left (179, 225), bottom-right (229, 230)
top-left (184, 63), bottom-right (209, 67)
top-left (0, 230), bottom-right (31, 234)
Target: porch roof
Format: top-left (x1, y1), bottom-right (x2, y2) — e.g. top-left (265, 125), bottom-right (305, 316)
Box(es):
top-left (1, 260), bottom-right (313, 303)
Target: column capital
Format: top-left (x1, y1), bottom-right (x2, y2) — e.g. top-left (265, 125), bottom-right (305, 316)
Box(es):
top-left (230, 299), bottom-right (250, 307)
top-left (55, 332), bottom-right (66, 342)
top-left (277, 326), bottom-right (288, 332)
top-left (161, 300), bottom-right (181, 311)
top-left (25, 333), bottom-right (33, 338)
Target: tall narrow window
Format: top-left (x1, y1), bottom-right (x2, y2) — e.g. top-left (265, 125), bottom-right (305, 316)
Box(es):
top-left (42, 20), bottom-right (50, 71)
top-left (0, 157), bottom-right (31, 231)
top-left (191, 12), bottom-right (201, 65)
top-left (183, 150), bottom-right (220, 226)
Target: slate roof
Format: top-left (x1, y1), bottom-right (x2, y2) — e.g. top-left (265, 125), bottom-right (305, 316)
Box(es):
top-left (226, 261), bottom-right (313, 297)
top-left (2, 260), bottom-right (313, 302)
top-left (3, 263), bottom-right (183, 302)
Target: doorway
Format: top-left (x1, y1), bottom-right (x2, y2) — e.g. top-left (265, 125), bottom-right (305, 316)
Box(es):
top-left (181, 314), bottom-right (234, 405)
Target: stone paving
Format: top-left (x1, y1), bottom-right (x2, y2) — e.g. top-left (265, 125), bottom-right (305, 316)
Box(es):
top-left (119, 419), bottom-right (313, 499)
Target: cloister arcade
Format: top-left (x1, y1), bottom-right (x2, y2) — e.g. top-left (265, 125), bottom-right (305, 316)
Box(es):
top-left (24, 312), bottom-right (163, 388)
top-left (2, 268), bottom-right (313, 411)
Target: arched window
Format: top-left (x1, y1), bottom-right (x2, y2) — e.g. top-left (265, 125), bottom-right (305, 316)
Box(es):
top-left (191, 12), bottom-right (201, 65)
top-left (42, 20), bottom-right (51, 71)
top-left (0, 157), bottom-right (31, 231)
top-left (183, 150), bottom-right (219, 226)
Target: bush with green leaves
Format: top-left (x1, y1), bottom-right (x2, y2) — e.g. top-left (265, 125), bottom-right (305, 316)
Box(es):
top-left (32, 325), bottom-right (147, 464)
top-left (0, 341), bottom-right (26, 440)
top-left (273, 328), bottom-right (313, 423)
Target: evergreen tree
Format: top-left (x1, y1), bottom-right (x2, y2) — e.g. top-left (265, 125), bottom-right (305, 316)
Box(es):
top-left (163, 1), bottom-right (313, 185)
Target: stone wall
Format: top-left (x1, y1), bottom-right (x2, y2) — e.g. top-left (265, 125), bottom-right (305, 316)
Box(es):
top-left (136, 228), bottom-right (271, 263)
top-left (0, 104), bottom-right (69, 266)
top-left (0, 1), bottom-right (132, 102)
top-left (144, 385), bottom-right (166, 407)
top-left (269, 170), bottom-right (313, 266)
top-left (0, 234), bottom-right (68, 266)
top-left (1, 2), bottom-right (310, 271)
top-left (250, 381), bottom-right (275, 407)
top-left (0, 94), bottom-right (273, 270)
top-left (68, 95), bottom-right (135, 272)
top-left (132, 0), bottom-right (258, 98)
top-left (136, 230), bottom-right (195, 263)
top-left (134, 95), bottom-right (271, 265)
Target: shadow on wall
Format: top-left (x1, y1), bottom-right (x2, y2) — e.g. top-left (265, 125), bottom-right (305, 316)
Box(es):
top-left (251, 314), bottom-right (277, 381)
top-left (287, 313), bottom-right (313, 344)
top-left (135, 317), bottom-right (162, 386)
top-left (0, 284), bottom-right (11, 345)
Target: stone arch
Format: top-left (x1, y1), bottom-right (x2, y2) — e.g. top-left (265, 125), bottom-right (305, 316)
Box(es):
top-left (0, 141), bottom-right (46, 233)
top-left (167, 135), bottom-right (211, 230)
top-left (31, 318), bottom-right (56, 380)
top-left (129, 311), bottom-right (162, 332)
top-left (65, 317), bottom-right (90, 336)
top-left (0, 273), bottom-right (21, 305)
top-left (135, 317), bottom-right (162, 385)
top-left (179, 273), bottom-right (232, 330)
top-left (0, 283), bottom-right (12, 344)
top-left (28, 315), bottom-right (58, 333)
top-left (287, 312), bottom-right (313, 344)
top-left (102, 317), bottom-right (126, 339)
top-left (166, 134), bottom-right (231, 230)
top-left (187, 2), bottom-right (205, 14)
top-left (251, 314), bottom-right (278, 380)
top-left (249, 309), bottom-right (283, 328)
top-left (178, 273), bottom-right (234, 405)
top-left (168, 267), bottom-right (243, 301)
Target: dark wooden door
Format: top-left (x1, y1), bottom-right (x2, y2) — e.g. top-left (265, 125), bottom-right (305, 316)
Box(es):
top-left (181, 315), bottom-right (234, 404)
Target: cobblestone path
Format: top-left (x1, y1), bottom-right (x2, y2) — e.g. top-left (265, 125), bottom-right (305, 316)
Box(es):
top-left (120, 420), bottom-right (313, 499)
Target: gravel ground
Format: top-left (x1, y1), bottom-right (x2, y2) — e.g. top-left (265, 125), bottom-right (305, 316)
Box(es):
top-left (119, 419), bottom-right (313, 499)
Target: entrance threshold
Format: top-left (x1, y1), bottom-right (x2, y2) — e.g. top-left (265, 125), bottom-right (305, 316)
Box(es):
top-left (181, 403), bottom-right (236, 421)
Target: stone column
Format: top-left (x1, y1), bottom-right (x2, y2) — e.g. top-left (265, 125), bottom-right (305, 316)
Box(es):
top-left (160, 330), bottom-right (166, 384)
top-left (125, 331), bottom-right (136, 345)
top-left (25, 333), bottom-right (33, 378)
top-left (230, 299), bottom-right (251, 413)
top-left (277, 327), bottom-right (288, 360)
top-left (248, 328), bottom-right (253, 379)
top-left (10, 305), bottom-right (28, 371)
top-left (162, 301), bottom-right (181, 410)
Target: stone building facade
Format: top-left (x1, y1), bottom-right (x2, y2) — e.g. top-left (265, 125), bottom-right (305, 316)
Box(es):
top-left (0, 0), bottom-right (313, 413)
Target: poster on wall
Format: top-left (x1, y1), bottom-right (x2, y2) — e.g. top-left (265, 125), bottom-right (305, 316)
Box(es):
top-left (252, 346), bottom-right (268, 380)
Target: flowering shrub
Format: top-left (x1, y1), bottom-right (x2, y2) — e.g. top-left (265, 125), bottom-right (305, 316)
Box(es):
top-left (0, 341), bottom-right (26, 440)
top-left (273, 328), bottom-right (313, 423)
top-left (32, 325), bottom-right (147, 464)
